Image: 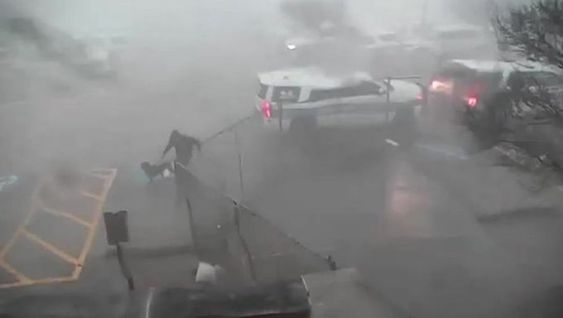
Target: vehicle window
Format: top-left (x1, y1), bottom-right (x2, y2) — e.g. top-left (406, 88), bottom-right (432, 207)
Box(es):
top-left (272, 86), bottom-right (300, 102)
top-left (343, 81), bottom-right (381, 95)
top-left (257, 82), bottom-right (269, 99)
top-left (308, 88), bottom-right (344, 101)
top-left (436, 66), bottom-right (475, 82)
top-left (308, 81), bottom-right (380, 102)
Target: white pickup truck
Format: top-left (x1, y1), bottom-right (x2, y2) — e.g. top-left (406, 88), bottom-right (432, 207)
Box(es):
top-left (256, 67), bottom-right (424, 134)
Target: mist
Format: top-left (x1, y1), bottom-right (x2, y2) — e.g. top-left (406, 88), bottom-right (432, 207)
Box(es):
top-left (3, 1), bottom-right (560, 318)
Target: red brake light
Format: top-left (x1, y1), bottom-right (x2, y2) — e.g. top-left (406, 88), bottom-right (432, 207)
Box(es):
top-left (416, 92), bottom-right (424, 101)
top-left (464, 82), bottom-right (481, 108)
top-left (261, 100), bottom-right (272, 119)
top-left (466, 96), bottom-right (478, 108)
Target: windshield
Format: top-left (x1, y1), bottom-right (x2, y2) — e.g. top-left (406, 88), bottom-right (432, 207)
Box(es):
top-left (2, 1), bottom-right (563, 318)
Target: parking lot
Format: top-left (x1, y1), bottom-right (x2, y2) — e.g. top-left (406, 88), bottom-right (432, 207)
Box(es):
top-left (2, 79), bottom-right (563, 317)
top-left (2, 2), bottom-right (563, 317)
top-left (0, 168), bottom-right (116, 288)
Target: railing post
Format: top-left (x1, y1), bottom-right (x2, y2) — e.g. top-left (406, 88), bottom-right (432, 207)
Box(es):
top-left (385, 77), bottom-right (391, 122)
top-left (186, 196), bottom-right (198, 254)
top-left (233, 201), bottom-right (257, 284)
top-left (278, 102), bottom-right (284, 132)
top-left (233, 128), bottom-right (244, 202)
top-left (116, 242), bottom-right (135, 290)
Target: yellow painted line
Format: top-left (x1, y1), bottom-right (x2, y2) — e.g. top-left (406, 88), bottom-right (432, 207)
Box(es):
top-left (72, 169), bottom-right (117, 278)
top-left (21, 229), bottom-right (79, 265)
top-left (22, 276), bottom-right (77, 285)
top-left (0, 229), bottom-right (21, 260)
top-left (0, 276), bottom-right (77, 289)
top-left (0, 168), bottom-right (118, 289)
top-left (0, 182), bottom-right (44, 259)
top-left (39, 204), bottom-right (93, 228)
top-left (0, 259), bottom-right (32, 284)
top-left (80, 191), bottom-right (104, 201)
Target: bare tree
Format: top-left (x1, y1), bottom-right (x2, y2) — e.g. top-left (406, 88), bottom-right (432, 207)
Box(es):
top-left (494, 0), bottom-right (563, 69)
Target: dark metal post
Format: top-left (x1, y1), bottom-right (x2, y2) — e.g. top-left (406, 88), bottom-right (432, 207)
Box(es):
top-left (233, 129), bottom-right (244, 201)
top-left (116, 242), bottom-right (135, 290)
top-left (186, 196), bottom-right (198, 253)
top-left (278, 102), bottom-right (284, 132)
top-left (385, 77), bottom-right (391, 122)
top-left (103, 210), bottom-right (134, 291)
top-left (233, 201), bottom-right (257, 284)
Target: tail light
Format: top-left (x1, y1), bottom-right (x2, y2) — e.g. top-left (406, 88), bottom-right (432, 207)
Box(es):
top-left (465, 96), bottom-right (478, 108)
top-left (260, 100), bottom-right (272, 119)
top-left (464, 82), bottom-right (481, 109)
top-left (415, 84), bottom-right (427, 105)
top-left (416, 92), bottom-right (424, 101)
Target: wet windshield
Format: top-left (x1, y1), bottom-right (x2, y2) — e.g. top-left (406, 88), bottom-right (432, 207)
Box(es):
top-left (1, 1), bottom-right (563, 318)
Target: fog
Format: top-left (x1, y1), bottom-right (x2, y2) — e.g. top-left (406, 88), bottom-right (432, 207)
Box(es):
top-left (4, 0), bottom-right (562, 317)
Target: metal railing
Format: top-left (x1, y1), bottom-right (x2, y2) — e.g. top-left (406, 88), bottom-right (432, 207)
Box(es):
top-left (177, 114), bottom-right (335, 286)
top-left (180, 77), bottom-right (428, 284)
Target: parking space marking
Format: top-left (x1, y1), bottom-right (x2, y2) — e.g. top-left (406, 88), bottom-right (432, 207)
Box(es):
top-left (21, 229), bottom-right (79, 265)
top-left (0, 259), bottom-right (31, 284)
top-left (0, 186), bottom-right (41, 260)
top-left (0, 168), bottom-right (117, 289)
top-left (80, 191), bottom-right (104, 201)
top-left (0, 276), bottom-right (75, 289)
top-left (40, 205), bottom-right (92, 228)
top-left (72, 169), bottom-right (117, 279)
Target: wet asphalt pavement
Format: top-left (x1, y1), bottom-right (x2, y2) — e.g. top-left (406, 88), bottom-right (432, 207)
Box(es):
top-left (2, 75), bottom-right (563, 317)
top-left (1, 30), bottom-right (563, 318)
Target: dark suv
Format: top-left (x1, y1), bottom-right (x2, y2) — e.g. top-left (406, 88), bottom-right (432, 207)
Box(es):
top-left (427, 59), bottom-right (563, 131)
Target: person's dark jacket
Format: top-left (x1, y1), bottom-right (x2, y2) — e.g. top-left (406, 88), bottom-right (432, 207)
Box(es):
top-left (163, 131), bottom-right (201, 165)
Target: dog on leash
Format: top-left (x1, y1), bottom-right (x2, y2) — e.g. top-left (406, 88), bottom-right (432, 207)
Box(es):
top-left (140, 161), bottom-right (174, 183)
